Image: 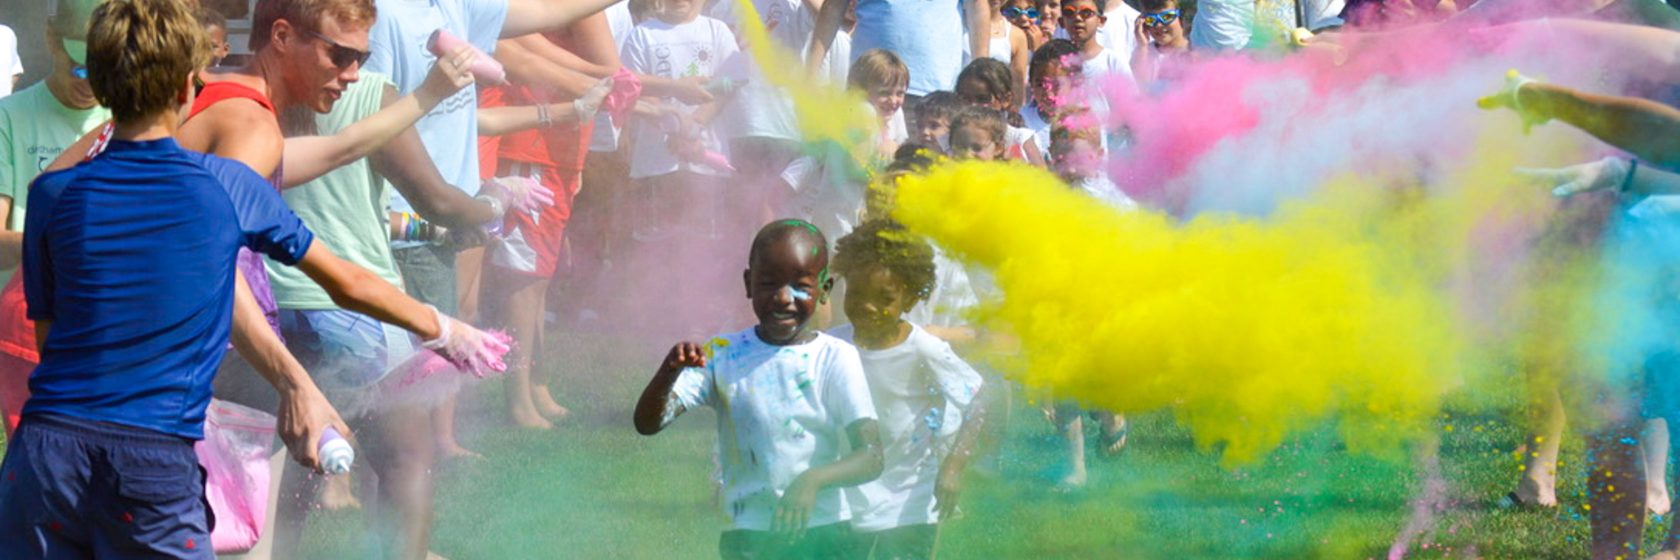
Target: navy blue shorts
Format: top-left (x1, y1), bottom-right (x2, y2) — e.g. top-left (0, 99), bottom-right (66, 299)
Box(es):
top-left (0, 414), bottom-right (213, 559)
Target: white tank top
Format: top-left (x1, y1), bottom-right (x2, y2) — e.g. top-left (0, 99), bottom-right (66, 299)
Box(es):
top-left (987, 23), bottom-right (1012, 64)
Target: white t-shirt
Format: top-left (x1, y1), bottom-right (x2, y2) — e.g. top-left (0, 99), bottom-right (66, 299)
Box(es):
top-left (1022, 104), bottom-right (1052, 159)
top-left (366, 0), bottom-right (507, 217)
top-left (906, 247), bottom-right (981, 329)
top-left (1005, 125), bottom-right (1036, 162)
top-left (590, 1), bottom-right (636, 153)
top-left (669, 328), bottom-right (877, 531)
top-left (1054, 5), bottom-right (1140, 66)
top-left (621, 16), bottom-right (740, 178)
top-left (1082, 46), bottom-right (1134, 81)
top-left (709, 0), bottom-right (807, 142)
top-left (832, 323), bottom-right (983, 532)
top-left (1190, 0), bottom-right (1256, 50)
top-left (1305, 0), bottom-right (1347, 30)
top-left (0, 25), bottom-right (21, 98)
top-left (1077, 175), bottom-right (1138, 209)
top-left (853, 0), bottom-right (966, 95)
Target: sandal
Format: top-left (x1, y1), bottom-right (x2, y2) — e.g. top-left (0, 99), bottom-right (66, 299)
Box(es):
top-left (1100, 420), bottom-right (1129, 457)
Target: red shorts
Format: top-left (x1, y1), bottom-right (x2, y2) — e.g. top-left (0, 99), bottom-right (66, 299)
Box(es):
top-left (0, 274), bottom-right (37, 438)
top-left (489, 162), bottom-right (580, 279)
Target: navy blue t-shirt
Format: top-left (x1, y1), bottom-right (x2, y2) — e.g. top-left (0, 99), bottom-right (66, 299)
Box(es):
top-left (21, 138), bottom-right (314, 439)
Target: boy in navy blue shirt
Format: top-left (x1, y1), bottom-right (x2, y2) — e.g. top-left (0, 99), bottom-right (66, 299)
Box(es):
top-left (0, 1), bottom-right (504, 557)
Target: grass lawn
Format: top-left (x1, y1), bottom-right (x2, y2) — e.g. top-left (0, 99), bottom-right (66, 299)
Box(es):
top-left (285, 333), bottom-right (1645, 560)
top-left (0, 333), bottom-right (1642, 558)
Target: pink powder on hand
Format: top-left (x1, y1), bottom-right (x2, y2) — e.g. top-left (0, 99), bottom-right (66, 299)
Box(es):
top-left (392, 330), bottom-right (515, 389)
top-left (603, 68), bottom-right (643, 124)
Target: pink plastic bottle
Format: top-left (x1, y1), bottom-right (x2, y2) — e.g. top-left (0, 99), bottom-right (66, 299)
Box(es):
top-left (427, 28), bottom-right (506, 85)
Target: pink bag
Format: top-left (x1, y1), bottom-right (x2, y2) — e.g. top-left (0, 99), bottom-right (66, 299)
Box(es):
top-left (194, 399), bottom-right (276, 554)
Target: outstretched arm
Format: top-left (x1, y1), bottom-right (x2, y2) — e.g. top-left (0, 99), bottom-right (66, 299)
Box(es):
top-left (227, 270), bottom-right (351, 473)
top-left (501, 0), bottom-right (628, 38)
top-left (280, 46), bottom-right (477, 188)
top-left (368, 86), bottom-right (497, 228)
top-left (293, 240), bottom-right (509, 374)
top-left (293, 240), bottom-right (442, 339)
top-left (1481, 69), bottom-right (1680, 169)
top-left (1518, 84), bottom-right (1680, 168)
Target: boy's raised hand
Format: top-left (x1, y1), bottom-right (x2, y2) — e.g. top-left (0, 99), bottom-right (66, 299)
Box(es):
top-left (774, 473), bottom-right (820, 538)
top-left (663, 341), bottom-right (708, 373)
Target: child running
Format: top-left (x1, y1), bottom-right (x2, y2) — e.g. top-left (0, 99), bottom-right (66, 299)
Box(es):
top-left (831, 219), bottom-right (988, 559)
top-left (634, 219), bottom-right (883, 559)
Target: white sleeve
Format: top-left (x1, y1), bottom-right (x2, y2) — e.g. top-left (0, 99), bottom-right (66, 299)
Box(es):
top-left (465, 0), bottom-right (511, 50)
top-left (823, 343), bottom-right (877, 427)
top-left (669, 365), bottom-right (715, 411)
top-left (621, 27), bottom-right (650, 75)
top-left (4, 28), bottom-right (18, 76)
top-left (921, 335), bottom-right (983, 414)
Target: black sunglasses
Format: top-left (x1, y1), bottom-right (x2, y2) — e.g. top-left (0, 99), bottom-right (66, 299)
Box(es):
top-left (304, 29), bottom-right (371, 69)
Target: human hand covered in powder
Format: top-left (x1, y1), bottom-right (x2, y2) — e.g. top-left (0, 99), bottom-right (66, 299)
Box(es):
top-left (1516, 156), bottom-right (1632, 198)
top-left (480, 175), bottom-right (556, 214)
top-left (1477, 70), bottom-right (1548, 134)
top-left (420, 307), bottom-right (512, 376)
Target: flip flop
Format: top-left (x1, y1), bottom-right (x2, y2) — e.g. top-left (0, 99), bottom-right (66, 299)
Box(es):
top-left (1100, 421), bottom-right (1129, 457)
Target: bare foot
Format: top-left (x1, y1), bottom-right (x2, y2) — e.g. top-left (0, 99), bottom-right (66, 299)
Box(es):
top-left (1651, 485), bottom-right (1672, 516)
top-left (511, 406), bottom-right (554, 430)
top-left (1513, 473), bottom-right (1558, 508)
top-left (437, 440), bottom-right (483, 460)
top-left (1647, 551), bottom-right (1679, 560)
top-left (532, 385), bottom-right (571, 421)
top-left (426, 551), bottom-right (451, 560)
top-left (1054, 469), bottom-right (1087, 493)
top-left (319, 474), bottom-right (361, 511)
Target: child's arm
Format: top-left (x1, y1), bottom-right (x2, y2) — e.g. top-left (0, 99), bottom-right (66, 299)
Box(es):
top-left (1022, 137), bottom-right (1046, 167)
top-left (927, 346), bottom-right (987, 517)
top-left (1130, 18), bottom-right (1159, 87)
top-left (1480, 76), bottom-right (1680, 168)
top-left (775, 418), bottom-right (884, 535)
top-left (633, 342), bottom-right (708, 435)
top-left (1010, 24), bottom-right (1032, 109)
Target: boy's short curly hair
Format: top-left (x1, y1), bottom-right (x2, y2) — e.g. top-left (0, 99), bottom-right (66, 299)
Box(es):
top-left (833, 219), bottom-right (938, 302)
top-left (915, 91), bottom-right (962, 126)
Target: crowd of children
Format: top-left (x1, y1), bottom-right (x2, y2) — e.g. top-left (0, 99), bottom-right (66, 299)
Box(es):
top-left (12, 0), bottom-right (1673, 558)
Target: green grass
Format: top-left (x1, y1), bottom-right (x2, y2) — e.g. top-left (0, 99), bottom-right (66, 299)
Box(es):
top-left (0, 333), bottom-right (1638, 558)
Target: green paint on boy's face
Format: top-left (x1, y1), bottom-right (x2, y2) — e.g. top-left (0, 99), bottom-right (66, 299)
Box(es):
top-left (779, 219), bottom-right (821, 237)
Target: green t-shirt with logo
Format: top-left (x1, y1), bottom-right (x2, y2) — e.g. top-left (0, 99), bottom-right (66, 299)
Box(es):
top-left (0, 81), bottom-right (111, 286)
top-left (267, 71), bottom-right (405, 309)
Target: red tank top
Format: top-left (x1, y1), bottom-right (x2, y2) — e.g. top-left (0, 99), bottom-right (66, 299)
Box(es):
top-left (188, 81), bottom-right (277, 120)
